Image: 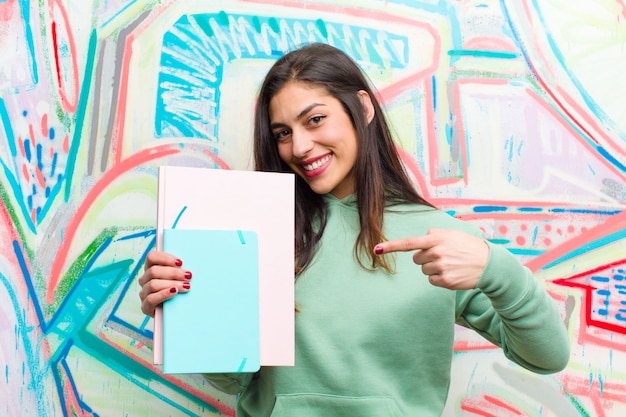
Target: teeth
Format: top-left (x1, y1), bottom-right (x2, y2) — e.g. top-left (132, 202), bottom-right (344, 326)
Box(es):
top-left (303, 155), bottom-right (331, 171)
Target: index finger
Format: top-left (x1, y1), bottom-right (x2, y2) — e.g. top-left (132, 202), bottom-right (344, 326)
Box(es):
top-left (374, 235), bottom-right (438, 255)
top-left (144, 250), bottom-right (183, 270)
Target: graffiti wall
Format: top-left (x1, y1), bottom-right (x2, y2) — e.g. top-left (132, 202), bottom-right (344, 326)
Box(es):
top-left (0, 0), bottom-right (624, 415)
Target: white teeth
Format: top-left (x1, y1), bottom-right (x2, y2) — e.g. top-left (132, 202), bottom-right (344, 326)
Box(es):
top-left (303, 155), bottom-right (331, 171)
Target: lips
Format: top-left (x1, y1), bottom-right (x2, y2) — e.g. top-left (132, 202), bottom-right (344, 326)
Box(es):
top-left (300, 154), bottom-right (331, 177)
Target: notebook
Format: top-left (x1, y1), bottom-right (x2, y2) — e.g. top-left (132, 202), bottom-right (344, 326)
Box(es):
top-left (162, 229), bottom-right (260, 374)
top-left (154, 166), bottom-right (295, 371)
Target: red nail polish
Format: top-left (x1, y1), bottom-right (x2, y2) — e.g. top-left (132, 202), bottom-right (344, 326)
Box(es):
top-left (185, 271), bottom-right (192, 279)
top-left (169, 287), bottom-right (177, 293)
top-left (374, 246), bottom-right (383, 255)
top-left (183, 282), bottom-right (190, 289)
top-left (175, 259), bottom-right (183, 267)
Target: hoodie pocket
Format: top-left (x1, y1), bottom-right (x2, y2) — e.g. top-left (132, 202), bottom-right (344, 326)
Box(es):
top-left (269, 393), bottom-right (402, 417)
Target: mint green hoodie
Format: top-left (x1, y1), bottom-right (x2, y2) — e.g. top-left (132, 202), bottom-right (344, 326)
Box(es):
top-left (204, 195), bottom-right (570, 416)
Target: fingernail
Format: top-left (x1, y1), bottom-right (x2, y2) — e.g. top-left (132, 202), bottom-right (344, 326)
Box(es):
top-left (374, 246), bottom-right (383, 255)
top-left (169, 287), bottom-right (177, 294)
top-left (183, 282), bottom-right (190, 289)
top-left (185, 271), bottom-right (192, 279)
top-left (175, 259), bottom-right (183, 267)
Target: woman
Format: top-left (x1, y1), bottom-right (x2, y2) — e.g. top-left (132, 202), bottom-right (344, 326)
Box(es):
top-left (139, 43), bottom-right (570, 417)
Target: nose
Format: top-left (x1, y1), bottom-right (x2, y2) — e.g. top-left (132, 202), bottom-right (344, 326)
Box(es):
top-left (291, 129), bottom-right (314, 159)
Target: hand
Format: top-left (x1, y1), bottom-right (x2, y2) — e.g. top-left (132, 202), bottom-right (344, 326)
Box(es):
top-left (138, 250), bottom-right (192, 317)
top-left (374, 228), bottom-right (489, 290)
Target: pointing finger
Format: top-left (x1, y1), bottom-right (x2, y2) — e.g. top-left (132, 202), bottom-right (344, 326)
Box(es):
top-left (374, 235), bottom-right (438, 255)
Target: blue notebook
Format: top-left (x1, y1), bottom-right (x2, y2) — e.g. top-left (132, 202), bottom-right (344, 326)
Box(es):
top-left (162, 229), bottom-right (260, 374)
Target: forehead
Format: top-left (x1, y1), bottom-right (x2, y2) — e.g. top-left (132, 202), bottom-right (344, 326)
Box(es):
top-left (269, 81), bottom-right (334, 117)
top-left (274, 80), bottom-right (330, 99)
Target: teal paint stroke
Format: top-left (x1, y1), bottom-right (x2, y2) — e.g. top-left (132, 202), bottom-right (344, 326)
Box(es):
top-left (448, 49), bottom-right (519, 59)
top-left (63, 29), bottom-right (98, 202)
top-left (542, 226), bottom-right (626, 270)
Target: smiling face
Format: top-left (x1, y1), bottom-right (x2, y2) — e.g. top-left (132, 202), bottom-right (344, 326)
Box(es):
top-left (269, 81), bottom-right (360, 199)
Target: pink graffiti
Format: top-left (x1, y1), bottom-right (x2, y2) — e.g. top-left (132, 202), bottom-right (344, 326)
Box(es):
top-left (461, 393), bottom-right (526, 417)
top-left (519, 0), bottom-right (626, 163)
top-left (559, 373), bottom-right (626, 417)
top-left (0, 0), bottom-right (17, 23)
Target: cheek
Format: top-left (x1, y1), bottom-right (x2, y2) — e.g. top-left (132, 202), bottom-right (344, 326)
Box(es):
top-left (277, 143), bottom-right (292, 164)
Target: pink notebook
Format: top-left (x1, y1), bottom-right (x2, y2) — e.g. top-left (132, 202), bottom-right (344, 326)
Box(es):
top-left (154, 166), bottom-right (295, 368)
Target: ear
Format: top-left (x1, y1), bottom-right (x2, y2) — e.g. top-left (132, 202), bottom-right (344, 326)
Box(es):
top-left (357, 90), bottom-right (375, 125)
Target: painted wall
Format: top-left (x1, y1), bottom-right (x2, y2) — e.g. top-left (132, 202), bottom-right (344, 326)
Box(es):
top-left (0, 0), bottom-right (624, 416)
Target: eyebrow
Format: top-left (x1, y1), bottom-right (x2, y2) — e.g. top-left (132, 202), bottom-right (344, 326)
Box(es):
top-left (270, 103), bottom-right (326, 129)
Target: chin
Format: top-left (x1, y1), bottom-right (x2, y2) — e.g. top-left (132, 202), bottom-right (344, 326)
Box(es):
top-left (309, 187), bottom-right (331, 196)
top-left (306, 182), bottom-right (333, 196)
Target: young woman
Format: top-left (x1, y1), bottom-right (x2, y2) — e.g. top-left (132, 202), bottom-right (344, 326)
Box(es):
top-left (139, 43), bottom-right (570, 417)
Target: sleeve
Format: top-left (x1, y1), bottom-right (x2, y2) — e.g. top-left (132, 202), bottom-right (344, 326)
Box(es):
top-left (455, 242), bottom-right (571, 374)
top-left (202, 372), bottom-right (256, 395)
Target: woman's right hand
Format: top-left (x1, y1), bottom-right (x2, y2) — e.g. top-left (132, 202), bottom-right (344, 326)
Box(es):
top-left (138, 250), bottom-right (192, 317)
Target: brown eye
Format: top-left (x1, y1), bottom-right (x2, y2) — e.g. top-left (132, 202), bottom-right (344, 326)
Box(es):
top-left (308, 115), bottom-right (325, 125)
top-left (273, 129), bottom-right (290, 141)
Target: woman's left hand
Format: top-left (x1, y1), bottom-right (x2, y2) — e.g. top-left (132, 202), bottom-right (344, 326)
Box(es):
top-left (374, 228), bottom-right (489, 290)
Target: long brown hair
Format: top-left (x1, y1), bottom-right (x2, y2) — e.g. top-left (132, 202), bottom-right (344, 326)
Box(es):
top-left (253, 43), bottom-right (433, 276)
